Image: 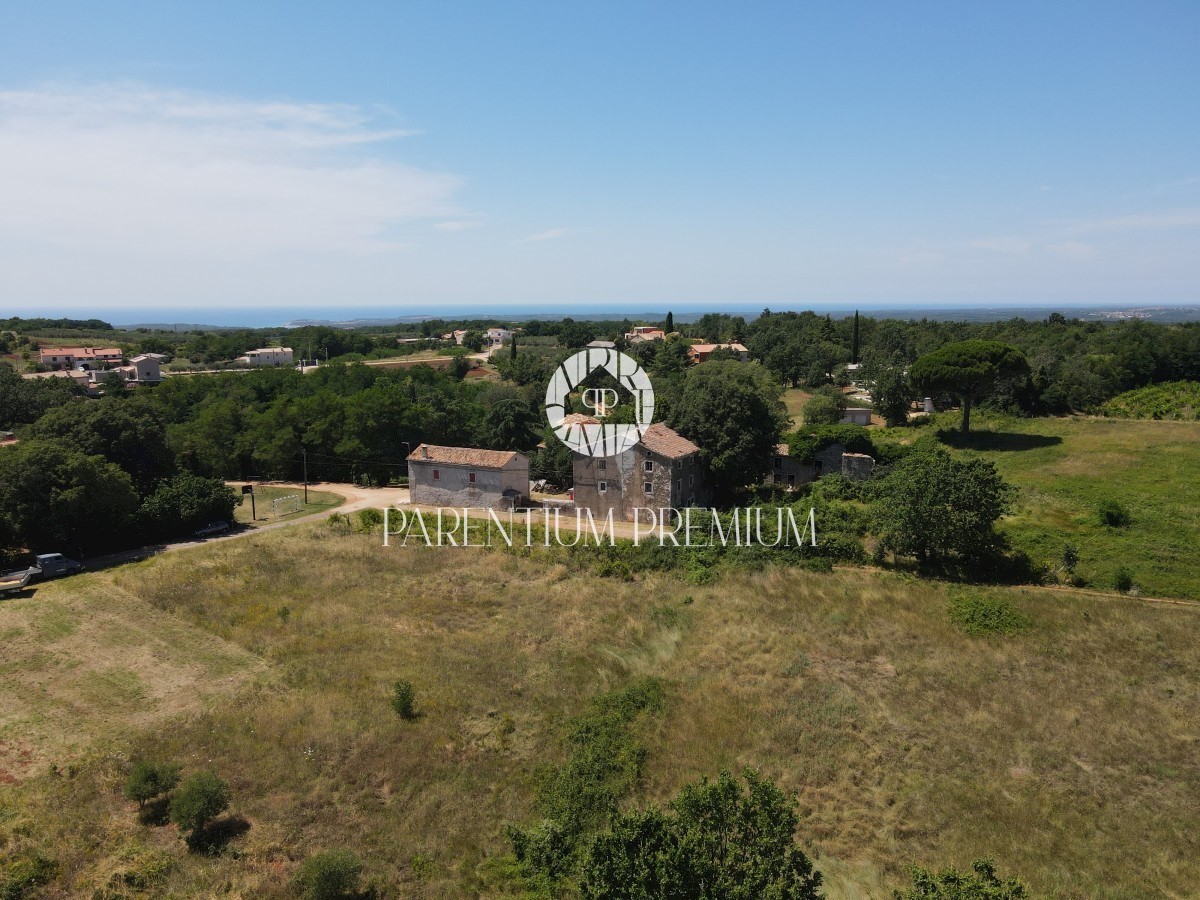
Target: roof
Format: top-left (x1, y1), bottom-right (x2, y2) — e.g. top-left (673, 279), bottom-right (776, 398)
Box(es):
top-left (688, 342), bottom-right (749, 353)
top-left (37, 346), bottom-right (121, 358)
top-left (129, 354), bottom-right (160, 363)
top-left (775, 443), bottom-right (790, 456)
top-left (407, 444), bottom-right (527, 469)
top-left (560, 412), bottom-right (601, 425)
top-left (248, 347), bottom-right (292, 353)
top-left (638, 422), bottom-right (700, 459)
top-left (586, 340), bottom-right (616, 348)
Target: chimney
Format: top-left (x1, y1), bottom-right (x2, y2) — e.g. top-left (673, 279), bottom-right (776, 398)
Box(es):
top-left (421, 446), bottom-right (429, 458)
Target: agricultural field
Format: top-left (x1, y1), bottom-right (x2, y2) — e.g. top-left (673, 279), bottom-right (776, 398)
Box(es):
top-left (914, 414), bottom-right (1200, 600)
top-left (1, 522), bottom-right (1197, 897)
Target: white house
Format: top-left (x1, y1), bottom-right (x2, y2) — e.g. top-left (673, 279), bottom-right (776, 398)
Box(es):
top-left (239, 347), bottom-right (294, 367)
top-left (122, 355), bottom-right (163, 383)
top-left (486, 328), bottom-right (514, 347)
top-left (840, 407), bottom-right (873, 426)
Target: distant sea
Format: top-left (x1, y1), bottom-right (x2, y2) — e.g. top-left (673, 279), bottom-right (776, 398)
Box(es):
top-left (9, 303), bottom-right (1200, 330)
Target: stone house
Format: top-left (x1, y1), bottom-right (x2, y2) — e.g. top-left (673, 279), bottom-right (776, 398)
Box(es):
top-left (407, 444), bottom-right (530, 509)
top-left (572, 422), bottom-right (707, 521)
top-left (768, 442), bottom-right (873, 490)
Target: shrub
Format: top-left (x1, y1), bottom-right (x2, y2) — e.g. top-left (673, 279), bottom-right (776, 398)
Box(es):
top-left (355, 508), bottom-right (384, 533)
top-left (169, 771), bottom-right (230, 837)
top-left (1097, 499), bottom-right (1131, 528)
top-left (895, 858), bottom-right (1027, 899)
top-left (292, 849), bottom-right (364, 900)
top-left (802, 385), bottom-right (847, 425)
top-left (0, 852), bottom-right (57, 900)
top-left (391, 680), bottom-right (417, 719)
top-left (1060, 543), bottom-right (1080, 575)
top-left (948, 594), bottom-right (1033, 636)
top-left (124, 760), bottom-right (181, 808)
top-left (1113, 566), bottom-right (1135, 593)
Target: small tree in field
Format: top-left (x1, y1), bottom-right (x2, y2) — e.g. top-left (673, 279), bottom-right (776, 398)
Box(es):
top-left (909, 340), bottom-right (1029, 434)
top-left (169, 771), bottom-right (230, 843)
top-left (124, 760), bottom-right (181, 808)
top-left (391, 680), bottom-right (417, 719)
top-left (580, 769), bottom-right (822, 899)
top-left (874, 445), bottom-right (1015, 564)
top-left (802, 385), bottom-right (847, 426)
top-left (292, 849), bottom-right (364, 900)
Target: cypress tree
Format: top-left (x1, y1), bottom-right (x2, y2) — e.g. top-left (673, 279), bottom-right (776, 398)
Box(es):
top-left (851, 310), bottom-right (860, 364)
top-left (665, 310), bottom-right (674, 333)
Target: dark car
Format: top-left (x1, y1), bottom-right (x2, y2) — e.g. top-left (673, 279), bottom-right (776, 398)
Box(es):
top-left (193, 521), bottom-right (231, 538)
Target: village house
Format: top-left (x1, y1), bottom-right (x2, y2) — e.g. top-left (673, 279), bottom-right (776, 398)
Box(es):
top-left (407, 444), bottom-right (530, 510)
top-left (37, 347), bottom-right (123, 371)
top-left (238, 347), bottom-right (294, 367)
top-left (113, 355), bottom-right (164, 384)
top-left (768, 442), bottom-right (875, 490)
top-left (624, 326), bottom-right (665, 343)
top-left (572, 422), bottom-right (707, 522)
top-left (840, 407), bottom-right (872, 426)
top-left (686, 342), bottom-right (749, 364)
top-left (486, 327), bottom-right (514, 347)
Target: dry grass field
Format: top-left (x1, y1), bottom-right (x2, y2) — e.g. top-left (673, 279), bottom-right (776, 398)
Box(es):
top-left (2, 522), bottom-right (1197, 897)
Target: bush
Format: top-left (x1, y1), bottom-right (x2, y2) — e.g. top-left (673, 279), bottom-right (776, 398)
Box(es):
top-left (1097, 499), bottom-right (1131, 528)
top-left (1113, 566), bottom-right (1135, 593)
top-left (895, 858), bottom-right (1027, 899)
top-left (292, 849), bottom-right (364, 900)
top-left (124, 760), bottom-right (181, 808)
top-left (0, 852), bottom-right (57, 900)
top-left (802, 385), bottom-right (847, 425)
top-left (948, 594), bottom-right (1033, 636)
top-left (1060, 543), bottom-right (1080, 575)
top-left (391, 680), bottom-right (417, 719)
top-left (355, 507), bottom-right (384, 533)
top-left (169, 771), bottom-right (230, 836)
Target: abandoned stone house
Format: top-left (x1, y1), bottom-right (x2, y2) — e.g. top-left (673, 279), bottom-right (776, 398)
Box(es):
top-left (768, 442), bottom-right (875, 490)
top-left (572, 422), bottom-right (708, 521)
top-left (407, 444), bottom-right (530, 509)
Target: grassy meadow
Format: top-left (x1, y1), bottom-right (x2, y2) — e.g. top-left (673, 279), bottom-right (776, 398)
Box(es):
top-left (914, 414), bottom-right (1200, 600)
top-left (2, 519), bottom-right (1198, 898)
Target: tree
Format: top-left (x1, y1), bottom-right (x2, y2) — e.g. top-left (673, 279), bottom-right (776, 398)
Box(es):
top-left (391, 680), bottom-right (417, 719)
top-left (874, 445), bottom-right (1015, 564)
top-left (869, 365), bottom-right (911, 427)
top-left (169, 771), bottom-right (230, 838)
top-left (909, 341), bottom-right (1029, 434)
top-left (0, 440), bottom-right (140, 556)
top-left (894, 858), bottom-right (1027, 899)
top-left (138, 473), bottom-right (240, 538)
top-left (509, 333), bottom-right (519, 359)
top-left (292, 849), bottom-right (364, 900)
top-left (802, 386), bottom-right (847, 426)
top-left (483, 398), bottom-right (541, 451)
top-left (664, 310), bottom-right (674, 334)
top-left (462, 331), bottom-right (485, 352)
top-left (669, 362), bottom-right (787, 500)
top-left (579, 770), bottom-right (823, 900)
top-left (851, 310), bottom-right (860, 364)
top-left (124, 760), bottom-right (181, 808)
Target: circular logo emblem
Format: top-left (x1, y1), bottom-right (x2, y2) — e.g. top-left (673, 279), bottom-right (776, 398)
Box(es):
top-left (544, 349), bottom-right (655, 457)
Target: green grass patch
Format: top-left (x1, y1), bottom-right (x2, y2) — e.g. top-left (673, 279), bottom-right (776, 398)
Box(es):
top-left (1103, 381), bottom-right (1200, 421)
top-left (948, 593), bottom-right (1033, 636)
top-left (233, 485), bottom-right (342, 526)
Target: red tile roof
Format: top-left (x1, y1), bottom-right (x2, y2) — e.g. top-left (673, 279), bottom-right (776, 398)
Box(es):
top-left (639, 422), bottom-right (700, 459)
top-left (408, 444), bottom-right (527, 468)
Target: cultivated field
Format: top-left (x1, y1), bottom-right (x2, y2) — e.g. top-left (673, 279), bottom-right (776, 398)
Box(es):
top-left (1, 521), bottom-right (1197, 897)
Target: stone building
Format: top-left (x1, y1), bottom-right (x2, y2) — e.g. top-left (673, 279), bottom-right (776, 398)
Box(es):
top-left (768, 442), bottom-right (873, 490)
top-left (572, 422), bottom-right (707, 521)
top-left (407, 444), bottom-right (530, 510)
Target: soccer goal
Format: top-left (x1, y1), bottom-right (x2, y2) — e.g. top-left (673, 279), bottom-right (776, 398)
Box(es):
top-left (271, 494), bottom-right (303, 516)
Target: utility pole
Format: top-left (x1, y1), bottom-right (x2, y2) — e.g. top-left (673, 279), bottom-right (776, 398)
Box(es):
top-left (302, 448), bottom-right (309, 504)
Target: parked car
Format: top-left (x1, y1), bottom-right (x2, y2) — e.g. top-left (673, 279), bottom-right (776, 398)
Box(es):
top-left (193, 521), bottom-right (231, 538)
top-left (34, 553), bottom-right (82, 579)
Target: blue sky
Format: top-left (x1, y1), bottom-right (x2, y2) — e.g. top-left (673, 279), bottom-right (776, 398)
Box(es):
top-left (2, 1), bottom-right (1198, 313)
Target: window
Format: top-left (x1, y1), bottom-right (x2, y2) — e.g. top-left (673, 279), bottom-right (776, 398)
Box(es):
top-left (689, 474), bottom-right (694, 487)
top-left (773, 474), bottom-right (781, 484)
top-left (598, 481), bottom-right (607, 493)
top-left (814, 460), bottom-right (823, 474)
top-left (468, 472), bottom-right (476, 484)
top-left (676, 479), bottom-right (682, 494)
top-left (644, 460), bottom-right (654, 473)
top-left (675, 459), bottom-right (682, 470)
top-left (787, 474), bottom-right (795, 488)
top-left (644, 481), bottom-right (653, 495)
top-left (432, 469), bottom-right (440, 480)
top-left (597, 459), bottom-right (606, 470)
top-left (774, 456), bottom-right (782, 469)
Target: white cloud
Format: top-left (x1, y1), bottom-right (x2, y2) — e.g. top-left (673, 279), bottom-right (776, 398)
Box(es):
top-left (434, 219), bottom-right (482, 232)
top-left (0, 83), bottom-right (463, 259)
top-left (515, 227), bottom-right (570, 244)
